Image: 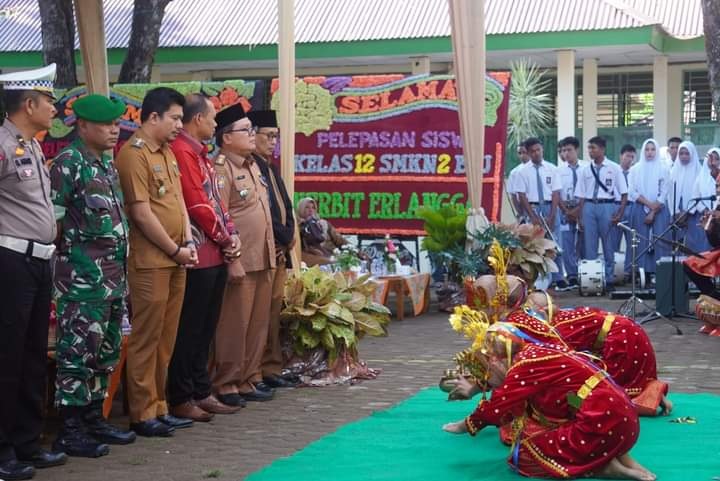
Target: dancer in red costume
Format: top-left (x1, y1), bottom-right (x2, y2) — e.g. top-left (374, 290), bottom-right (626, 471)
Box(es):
top-left (444, 321), bottom-right (656, 481)
top-left (525, 292), bottom-right (672, 417)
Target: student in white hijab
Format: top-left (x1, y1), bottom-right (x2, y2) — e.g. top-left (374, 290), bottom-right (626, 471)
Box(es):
top-left (668, 141), bottom-right (702, 251)
top-left (689, 147), bottom-right (720, 252)
top-left (627, 138), bottom-right (671, 283)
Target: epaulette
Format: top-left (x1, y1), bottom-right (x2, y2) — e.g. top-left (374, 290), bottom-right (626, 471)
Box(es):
top-left (215, 154), bottom-right (226, 166)
top-left (131, 138), bottom-right (144, 148)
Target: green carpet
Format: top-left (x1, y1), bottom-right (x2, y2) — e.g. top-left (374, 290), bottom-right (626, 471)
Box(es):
top-left (247, 389), bottom-right (720, 481)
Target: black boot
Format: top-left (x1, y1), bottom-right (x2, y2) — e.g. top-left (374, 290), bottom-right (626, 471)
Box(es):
top-left (52, 407), bottom-right (110, 458)
top-left (84, 400), bottom-right (136, 445)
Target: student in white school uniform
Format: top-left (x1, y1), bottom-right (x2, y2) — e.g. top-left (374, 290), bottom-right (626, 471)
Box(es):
top-left (516, 137), bottom-right (566, 290)
top-left (610, 144), bottom-right (637, 283)
top-left (667, 140), bottom-right (702, 255)
top-left (575, 136), bottom-right (628, 291)
top-left (689, 147), bottom-right (720, 253)
top-left (557, 136), bottom-right (588, 288)
top-left (627, 138), bottom-right (671, 285)
top-left (507, 143), bottom-right (530, 221)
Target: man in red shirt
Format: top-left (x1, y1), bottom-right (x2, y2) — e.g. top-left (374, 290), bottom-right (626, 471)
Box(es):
top-left (168, 94), bottom-right (243, 421)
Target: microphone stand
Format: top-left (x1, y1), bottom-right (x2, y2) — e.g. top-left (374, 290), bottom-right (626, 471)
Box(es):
top-left (618, 223), bottom-right (672, 326)
top-left (635, 182), bottom-right (689, 334)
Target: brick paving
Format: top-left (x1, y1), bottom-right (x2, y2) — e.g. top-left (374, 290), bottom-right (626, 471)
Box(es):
top-left (37, 291), bottom-right (720, 481)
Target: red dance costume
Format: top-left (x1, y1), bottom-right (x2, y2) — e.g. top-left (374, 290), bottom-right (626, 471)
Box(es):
top-left (550, 307), bottom-right (667, 416)
top-left (465, 342), bottom-right (639, 478)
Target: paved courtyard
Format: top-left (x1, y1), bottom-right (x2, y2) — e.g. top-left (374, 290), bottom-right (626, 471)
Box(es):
top-left (37, 292), bottom-right (720, 481)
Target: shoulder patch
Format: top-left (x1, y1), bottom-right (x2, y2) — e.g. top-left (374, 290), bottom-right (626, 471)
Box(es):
top-left (132, 138), bottom-right (144, 148)
top-left (215, 154), bottom-right (226, 166)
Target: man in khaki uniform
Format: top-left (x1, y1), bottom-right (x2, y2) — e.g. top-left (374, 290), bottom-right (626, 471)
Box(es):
top-left (247, 110), bottom-right (298, 389)
top-left (212, 104), bottom-right (276, 405)
top-left (116, 87), bottom-right (198, 437)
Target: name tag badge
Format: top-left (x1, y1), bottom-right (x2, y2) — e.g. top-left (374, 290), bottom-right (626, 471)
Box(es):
top-left (545, 176), bottom-right (551, 184)
top-left (153, 165), bottom-right (163, 173)
top-left (605, 178), bottom-right (612, 186)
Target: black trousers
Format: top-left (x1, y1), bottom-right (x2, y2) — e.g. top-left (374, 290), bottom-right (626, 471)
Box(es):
top-left (684, 263), bottom-right (720, 300)
top-left (0, 247), bottom-right (52, 462)
top-left (168, 264), bottom-right (227, 406)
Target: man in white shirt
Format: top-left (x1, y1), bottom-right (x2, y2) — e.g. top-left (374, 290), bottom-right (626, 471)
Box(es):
top-left (506, 144), bottom-right (530, 221)
top-left (610, 144), bottom-right (637, 283)
top-left (557, 136), bottom-right (588, 289)
top-left (517, 137), bottom-right (565, 289)
top-left (576, 136), bottom-right (628, 291)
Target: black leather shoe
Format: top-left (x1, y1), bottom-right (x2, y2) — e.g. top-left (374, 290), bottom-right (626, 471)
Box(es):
top-left (17, 449), bottom-right (68, 468)
top-left (216, 393), bottom-right (247, 408)
top-left (130, 419), bottom-right (175, 437)
top-left (0, 460), bottom-right (35, 480)
top-left (263, 374), bottom-right (299, 388)
top-left (84, 409), bottom-right (137, 445)
top-left (157, 414), bottom-right (193, 429)
top-left (53, 416), bottom-right (110, 458)
top-left (254, 382), bottom-right (276, 393)
top-left (240, 388), bottom-right (274, 402)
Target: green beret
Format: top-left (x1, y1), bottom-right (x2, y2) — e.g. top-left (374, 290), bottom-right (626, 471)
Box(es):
top-left (73, 94), bottom-right (126, 123)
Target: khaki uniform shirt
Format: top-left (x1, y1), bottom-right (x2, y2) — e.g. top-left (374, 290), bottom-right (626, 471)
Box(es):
top-left (216, 151), bottom-right (275, 272)
top-left (0, 119), bottom-right (56, 243)
top-left (116, 131), bottom-right (187, 269)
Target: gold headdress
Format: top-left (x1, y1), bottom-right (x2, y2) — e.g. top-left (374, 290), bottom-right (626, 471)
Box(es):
top-left (487, 240), bottom-right (511, 318)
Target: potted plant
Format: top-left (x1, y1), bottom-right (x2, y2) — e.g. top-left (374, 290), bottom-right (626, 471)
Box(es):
top-left (415, 204), bottom-right (468, 310)
top-left (281, 266), bottom-right (391, 385)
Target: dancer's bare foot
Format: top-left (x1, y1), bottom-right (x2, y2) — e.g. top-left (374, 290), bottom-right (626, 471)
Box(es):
top-left (618, 454), bottom-right (657, 480)
top-left (442, 419), bottom-right (468, 434)
top-left (660, 396), bottom-right (673, 416)
top-left (596, 458), bottom-right (656, 481)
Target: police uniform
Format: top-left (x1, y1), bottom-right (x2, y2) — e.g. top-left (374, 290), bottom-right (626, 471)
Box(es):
top-left (116, 126), bottom-right (188, 426)
top-left (575, 157), bottom-right (628, 284)
top-left (50, 94), bottom-right (136, 456)
top-left (0, 64), bottom-right (68, 473)
top-left (516, 159), bottom-right (564, 282)
top-left (247, 110), bottom-right (296, 386)
top-left (212, 106), bottom-right (276, 399)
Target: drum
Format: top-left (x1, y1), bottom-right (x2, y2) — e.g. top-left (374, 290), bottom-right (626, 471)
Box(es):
top-left (578, 259), bottom-right (605, 296)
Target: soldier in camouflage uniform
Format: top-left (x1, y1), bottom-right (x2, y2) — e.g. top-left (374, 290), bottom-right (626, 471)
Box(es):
top-left (50, 94), bottom-right (136, 458)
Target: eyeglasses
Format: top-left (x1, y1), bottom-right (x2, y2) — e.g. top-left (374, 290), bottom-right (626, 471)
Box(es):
top-left (257, 132), bottom-right (279, 140)
top-left (225, 126), bottom-right (258, 136)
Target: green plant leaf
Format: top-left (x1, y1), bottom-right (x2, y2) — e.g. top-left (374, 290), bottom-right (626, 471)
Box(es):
top-left (310, 314), bottom-right (327, 331)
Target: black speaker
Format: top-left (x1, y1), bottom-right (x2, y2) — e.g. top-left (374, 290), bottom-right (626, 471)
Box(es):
top-left (655, 256), bottom-right (690, 315)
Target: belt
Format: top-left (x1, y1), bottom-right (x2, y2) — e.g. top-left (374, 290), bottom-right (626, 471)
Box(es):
top-left (529, 201), bottom-right (550, 206)
top-left (585, 198), bottom-right (615, 204)
top-left (0, 235), bottom-right (56, 260)
top-left (592, 315), bottom-right (615, 351)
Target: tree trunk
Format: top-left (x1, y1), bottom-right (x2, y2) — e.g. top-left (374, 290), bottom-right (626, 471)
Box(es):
top-left (117, 0), bottom-right (172, 84)
top-left (37, 0), bottom-right (77, 88)
top-left (703, 0), bottom-right (720, 115)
